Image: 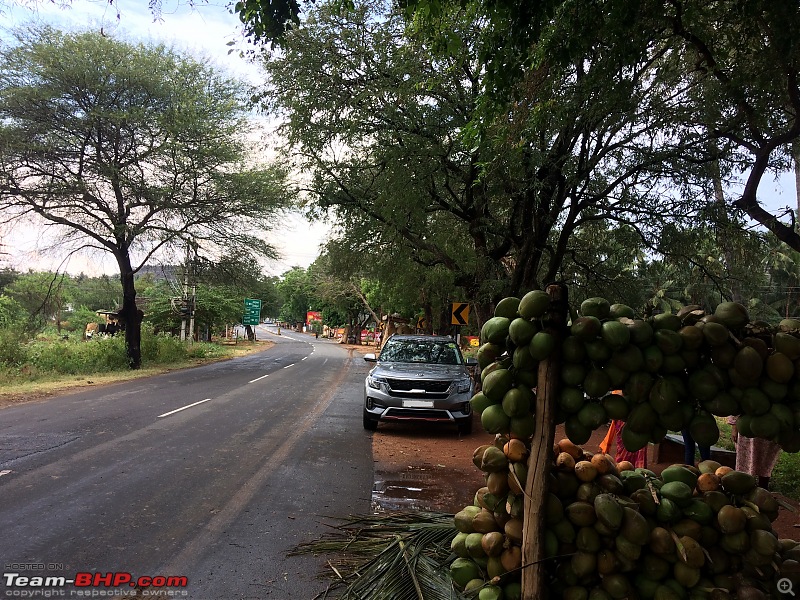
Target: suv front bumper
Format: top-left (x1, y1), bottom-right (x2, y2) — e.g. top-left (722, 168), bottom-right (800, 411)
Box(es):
top-left (364, 386), bottom-right (472, 424)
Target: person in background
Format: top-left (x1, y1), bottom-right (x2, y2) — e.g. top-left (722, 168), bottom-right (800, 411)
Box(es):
top-left (599, 391), bottom-right (647, 468)
top-left (726, 415), bottom-right (781, 489)
top-left (681, 429), bottom-right (711, 466)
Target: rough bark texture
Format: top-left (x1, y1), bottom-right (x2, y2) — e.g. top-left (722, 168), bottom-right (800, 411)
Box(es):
top-left (522, 283), bottom-right (567, 600)
top-left (119, 267), bottom-right (143, 370)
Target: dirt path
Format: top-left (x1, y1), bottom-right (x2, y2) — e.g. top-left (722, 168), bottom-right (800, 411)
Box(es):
top-left (370, 411), bottom-right (800, 541)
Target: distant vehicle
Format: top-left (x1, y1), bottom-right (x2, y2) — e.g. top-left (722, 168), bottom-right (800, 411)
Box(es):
top-left (362, 334), bottom-right (478, 434)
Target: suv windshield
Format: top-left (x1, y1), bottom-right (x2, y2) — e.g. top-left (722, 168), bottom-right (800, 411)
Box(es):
top-left (378, 339), bottom-right (463, 365)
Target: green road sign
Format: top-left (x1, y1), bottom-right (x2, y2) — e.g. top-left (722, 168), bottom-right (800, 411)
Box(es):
top-left (243, 298), bottom-right (262, 326)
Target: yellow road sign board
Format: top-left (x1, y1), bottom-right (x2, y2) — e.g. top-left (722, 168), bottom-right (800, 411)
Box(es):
top-left (451, 302), bottom-right (470, 326)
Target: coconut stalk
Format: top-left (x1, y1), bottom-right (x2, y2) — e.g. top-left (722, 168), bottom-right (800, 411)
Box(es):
top-left (521, 282), bottom-right (568, 599)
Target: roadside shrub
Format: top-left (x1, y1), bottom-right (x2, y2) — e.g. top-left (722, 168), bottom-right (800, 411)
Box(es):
top-left (65, 306), bottom-right (101, 336)
top-left (0, 327), bottom-right (29, 367)
top-left (1, 324), bottom-right (235, 382)
top-left (26, 335), bottom-right (128, 374)
top-left (0, 294), bottom-right (26, 329)
top-left (140, 325), bottom-right (189, 363)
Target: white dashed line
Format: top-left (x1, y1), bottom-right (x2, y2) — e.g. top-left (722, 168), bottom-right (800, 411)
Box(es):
top-left (283, 364), bottom-right (295, 369)
top-left (158, 399), bottom-right (211, 418)
top-left (0, 470), bottom-right (12, 478)
top-left (249, 373), bottom-right (270, 383)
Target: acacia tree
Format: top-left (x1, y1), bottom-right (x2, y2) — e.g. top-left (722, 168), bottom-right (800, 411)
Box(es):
top-left (0, 26), bottom-right (291, 367)
top-left (261, 0), bottom-right (724, 314)
top-left (394, 0), bottom-right (800, 251)
top-left (246, 0), bottom-right (800, 282)
top-left (260, 2), bottom-right (496, 298)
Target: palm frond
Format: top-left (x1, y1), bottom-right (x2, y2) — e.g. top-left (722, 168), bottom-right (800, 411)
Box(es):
top-left (291, 511), bottom-right (466, 600)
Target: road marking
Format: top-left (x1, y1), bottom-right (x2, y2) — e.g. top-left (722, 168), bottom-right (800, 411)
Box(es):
top-left (157, 399), bottom-right (211, 418)
top-left (283, 363), bottom-right (295, 369)
top-left (249, 373), bottom-right (270, 383)
top-left (160, 348), bottom-right (354, 576)
top-left (301, 356), bottom-right (308, 360)
top-left (0, 470), bottom-right (12, 478)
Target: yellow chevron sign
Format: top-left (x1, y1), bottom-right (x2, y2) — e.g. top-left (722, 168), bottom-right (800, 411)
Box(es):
top-left (451, 303), bottom-right (470, 326)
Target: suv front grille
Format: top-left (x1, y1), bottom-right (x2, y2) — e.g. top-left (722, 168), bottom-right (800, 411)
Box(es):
top-left (386, 379), bottom-right (451, 393)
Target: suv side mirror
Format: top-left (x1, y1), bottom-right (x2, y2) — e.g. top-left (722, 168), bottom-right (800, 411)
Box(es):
top-left (465, 358), bottom-right (479, 367)
top-left (364, 353), bottom-right (377, 362)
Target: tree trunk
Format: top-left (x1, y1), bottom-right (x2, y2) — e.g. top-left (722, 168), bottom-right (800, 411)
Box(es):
top-left (352, 283), bottom-right (381, 327)
top-left (793, 141), bottom-right (800, 227)
top-left (118, 262), bottom-right (143, 369)
top-left (423, 302), bottom-right (433, 335)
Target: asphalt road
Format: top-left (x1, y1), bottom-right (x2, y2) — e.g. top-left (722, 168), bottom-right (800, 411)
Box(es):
top-left (0, 327), bottom-right (374, 599)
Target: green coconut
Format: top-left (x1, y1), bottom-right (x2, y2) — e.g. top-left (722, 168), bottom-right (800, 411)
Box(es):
top-left (581, 297), bottom-right (611, 320)
top-left (494, 296), bottom-right (521, 319)
top-left (518, 289), bottom-right (550, 319)
top-left (714, 301), bottom-right (750, 330)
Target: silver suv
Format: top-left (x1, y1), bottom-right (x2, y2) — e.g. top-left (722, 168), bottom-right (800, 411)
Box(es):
top-left (362, 334), bottom-right (478, 434)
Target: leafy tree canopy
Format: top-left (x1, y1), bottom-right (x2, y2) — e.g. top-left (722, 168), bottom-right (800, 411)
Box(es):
top-left (0, 25), bottom-right (292, 366)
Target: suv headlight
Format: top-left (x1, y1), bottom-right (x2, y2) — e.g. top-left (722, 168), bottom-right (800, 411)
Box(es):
top-left (456, 378), bottom-right (472, 393)
top-left (367, 375), bottom-right (386, 390)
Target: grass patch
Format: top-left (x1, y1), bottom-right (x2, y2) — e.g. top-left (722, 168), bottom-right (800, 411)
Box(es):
top-left (0, 333), bottom-right (272, 405)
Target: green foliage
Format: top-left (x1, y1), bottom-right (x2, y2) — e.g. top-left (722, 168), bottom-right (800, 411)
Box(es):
top-left (254, 0), bottom-right (800, 334)
top-left (234, 0), bottom-right (304, 46)
top-left (3, 271), bottom-right (71, 325)
top-left (65, 306), bottom-right (102, 335)
top-left (0, 327), bottom-right (29, 367)
top-left (0, 294), bottom-right (26, 328)
top-left (0, 324), bottom-right (231, 382)
top-left (0, 268), bottom-right (19, 292)
top-left (25, 335), bottom-right (130, 374)
top-left (773, 453), bottom-right (800, 500)
top-left (0, 25), bottom-right (291, 367)
top-left (71, 274), bottom-right (121, 312)
top-left (277, 266), bottom-right (314, 324)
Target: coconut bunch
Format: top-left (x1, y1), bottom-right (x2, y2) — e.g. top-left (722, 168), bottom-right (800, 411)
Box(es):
top-left (471, 290), bottom-right (554, 439)
top-left (449, 434), bottom-right (532, 600)
top-left (543, 439), bottom-right (800, 600)
top-left (449, 436), bottom-right (800, 599)
top-left (473, 292), bottom-right (800, 453)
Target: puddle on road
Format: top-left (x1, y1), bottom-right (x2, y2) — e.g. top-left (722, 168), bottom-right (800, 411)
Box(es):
top-left (372, 464), bottom-right (483, 514)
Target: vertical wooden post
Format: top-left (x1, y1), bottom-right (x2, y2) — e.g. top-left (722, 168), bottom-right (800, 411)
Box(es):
top-left (521, 283), bottom-right (568, 600)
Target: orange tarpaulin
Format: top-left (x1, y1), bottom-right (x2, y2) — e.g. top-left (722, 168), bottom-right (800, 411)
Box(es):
top-left (597, 391), bottom-right (647, 468)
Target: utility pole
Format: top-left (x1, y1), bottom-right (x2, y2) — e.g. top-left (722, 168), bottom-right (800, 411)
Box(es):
top-left (188, 283), bottom-right (196, 343)
top-left (181, 244), bottom-right (191, 342)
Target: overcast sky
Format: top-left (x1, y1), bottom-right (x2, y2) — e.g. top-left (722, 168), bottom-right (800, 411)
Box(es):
top-left (0, 0), bottom-right (330, 277)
